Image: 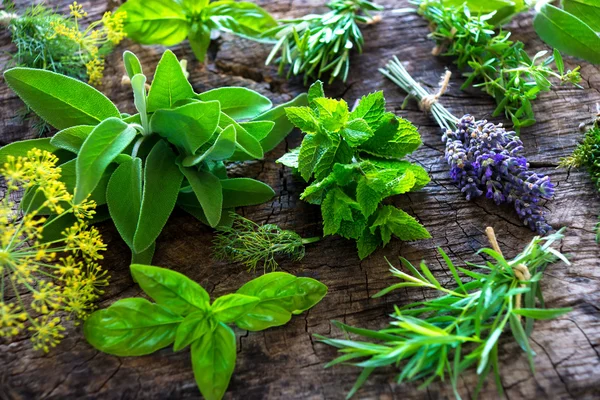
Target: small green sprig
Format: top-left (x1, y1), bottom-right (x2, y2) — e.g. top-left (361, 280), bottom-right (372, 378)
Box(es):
top-left (213, 214), bottom-right (319, 272)
top-left (264, 0), bottom-right (382, 84)
top-left (318, 227), bottom-right (571, 399)
top-left (415, 0), bottom-right (581, 130)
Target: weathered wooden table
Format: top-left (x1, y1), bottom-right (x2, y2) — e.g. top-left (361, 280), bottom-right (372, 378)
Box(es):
top-left (1, 1), bottom-right (599, 399)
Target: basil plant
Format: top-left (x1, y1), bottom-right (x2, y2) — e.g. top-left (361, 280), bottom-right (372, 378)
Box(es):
top-left (2, 50), bottom-right (306, 263)
top-left (84, 265), bottom-right (328, 400)
top-left (119, 0), bottom-right (278, 62)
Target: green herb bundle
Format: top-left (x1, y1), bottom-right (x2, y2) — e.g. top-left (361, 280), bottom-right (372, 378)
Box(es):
top-left (213, 213), bottom-right (320, 272)
top-left (264, 0), bottom-right (382, 84)
top-left (318, 227), bottom-right (571, 399)
top-left (560, 118), bottom-right (600, 240)
top-left (118, 0), bottom-right (277, 62)
top-left (2, 49), bottom-right (305, 264)
top-left (414, 0), bottom-right (581, 129)
top-left (277, 81), bottom-right (431, 259)
top-left (84, 264), bottom-right (327, 400)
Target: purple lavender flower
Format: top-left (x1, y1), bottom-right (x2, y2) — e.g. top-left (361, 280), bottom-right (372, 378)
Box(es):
top-left (442, 115), bottom-right (554, 234)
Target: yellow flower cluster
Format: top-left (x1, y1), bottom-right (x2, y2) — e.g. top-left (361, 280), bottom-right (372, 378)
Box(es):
top-left (0, 149), bottom-right (109, 353)
top-left (50, 2), bottom-right (127, 86)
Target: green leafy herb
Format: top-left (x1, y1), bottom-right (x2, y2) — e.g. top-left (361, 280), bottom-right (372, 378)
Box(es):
top-left (560, 117), bottom-right (600, 240)
top-left (118, 0), bottom-right (277, 62)
top-left (263, 0), bottom-right (382, 84)
top-left (84, 264), bottom-right (327, 400)
top-left (3, 49), bottom-right (303, 264)
top-left (278, 81), bottom-right (431, 259)
top-left (213, 213), bottom-right (320, 272)
top-left (414, 0), bottom-right (581, 129)
top-left (318, 227), bottom-right (571, 399)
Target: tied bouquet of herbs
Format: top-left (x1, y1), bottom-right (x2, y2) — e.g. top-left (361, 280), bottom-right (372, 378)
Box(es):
top-left (319, 227), bottom-right (571, 399)
top-left (2, 49), bottom-right (305, 264)
top-left (117, 0), bottom-right (278, 62)
top-left (278, 81), bottom-right (431, 259)
top-left (413, 0), bottom-right (581, 129)
top-left (381, 58), bottom-right (556, 235)
top-left (84, 265), bottom-right (327, 400)
top-left (263, 0), bottom-right (382, 84)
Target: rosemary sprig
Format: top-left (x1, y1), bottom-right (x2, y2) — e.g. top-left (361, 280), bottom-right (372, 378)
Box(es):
top-left (263, 0), bottom-right (382, 84)
top-left (413, 0), bottom-right (581, 130)
top-left (212, 214), bottom-right (319, 272)
top-left (317, 227), bottom-right (571, 399)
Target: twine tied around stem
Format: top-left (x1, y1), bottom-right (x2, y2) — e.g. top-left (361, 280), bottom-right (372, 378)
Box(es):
top-left (485, 227), bottom-right (531, 319)
top-left (419, 70), bottom-right (452, 112)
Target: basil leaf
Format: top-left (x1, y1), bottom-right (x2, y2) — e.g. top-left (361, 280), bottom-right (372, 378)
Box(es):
top-left (191, 322), bottom-right (236, 400)
top-left (130, 264), bottom-right (210, 315)
top-left (182, 124), bottom-right (237, 166)
top-left (211, 294), bottom-right (260, 324)
top-left (74, 118), bottom-right (137, 204)
top-left (221, 178), bottom-right (275, 208)
top-left (107, 158), bottom-right (142, 249)
top-left (133, 140), bottom-right (184, 253)
top-left (123, 51), bottom-right (143, 79)
top-left (50, 125), bottom-right (94, 154)
top-left (179, 167), bottom-right (223, 228)
top-left (196, 87), bottom-right (272, 120)
top-left (563, 0), bottom-right (600, 32)
top-left (147, 50), bottom-right (195, 112)
top-left (173, 311), bottom-right (211, 352)
top-left (235, 272), bottom-right (328, 331)
top-left (83, 298), bottom-right (183, 356)
top-left (3, 68), bottom-right (120, 130)
top-left (533, 3), bottom-right (600, 64)
top-left (182, 0), bottom-right (210, 14)
top-left (189, 22), bottom-right (213, 62)
top-left (118, 0), bottom-right (189, 46)
top-left (253, 93), bottom-right (308, 153)
top-left (206, 1), bottom-right (277, 40)
top-left (150, 101), bottom-right (221, 154)
top-left (0, 138), bottom-right (57, 165)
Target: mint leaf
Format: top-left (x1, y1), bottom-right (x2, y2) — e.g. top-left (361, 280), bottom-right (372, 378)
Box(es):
top-left (285, 106), bottom-right (320, 133)
top-left (297, 133), bottom-right (330, 181)
top-left (350, 91), bottom-right (386, 127)
top-left (321, 188), bottom-right (360, 236)
top-left (370, 205), bottom-right (431, 246)
top-left (341, 118), bottom-right (373, 147)
top-left (359, 114), bottom-right (422, 159)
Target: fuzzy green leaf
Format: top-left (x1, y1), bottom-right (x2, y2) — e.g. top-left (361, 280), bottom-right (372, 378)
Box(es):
top-left (50, 125), bottom-right (94, 154)
top-left (147, 50), bottom-right (195, 112)
top-left (180, 167), bottom-right (223, 228)
top-left (253, 93), bottom-right (308, 153)
top-left (220, 178), bottom-right (275, 208)
top-left (107, 158), bottom-right (143, 249)
top-left (197, 87), bottom-right (272, 120)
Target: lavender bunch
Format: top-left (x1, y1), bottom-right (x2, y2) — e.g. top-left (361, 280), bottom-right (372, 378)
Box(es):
top-left (381, 57), bottom-right (555, 234)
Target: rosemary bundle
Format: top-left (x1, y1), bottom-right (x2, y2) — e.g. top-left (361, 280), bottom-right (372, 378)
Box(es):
top-left (213, 214), bottom-right (319, 272)
top-left (318, 227), bottom-right (571, 399)
top-left (263, 0), bottom-right (382, 84)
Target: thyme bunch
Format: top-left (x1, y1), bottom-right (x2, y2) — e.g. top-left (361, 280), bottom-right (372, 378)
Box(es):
top-left (213, 214), bottom-right (319, 272)
top-left (414, 0), bottom-right (581, 130)
top-left (318, 227), bottom-right (571, 399)
top-left (264, 0), bottom-right (382, 84)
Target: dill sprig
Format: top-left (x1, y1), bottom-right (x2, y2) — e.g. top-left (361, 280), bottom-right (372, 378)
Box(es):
top-left (263, 0), bottom-right (382, 84)
top-left (212, 214), bottom-right (319, 272)
top-left (317, 227), bottom-right (571, 399)
top-left (413, 0), bottom-right (581, 130)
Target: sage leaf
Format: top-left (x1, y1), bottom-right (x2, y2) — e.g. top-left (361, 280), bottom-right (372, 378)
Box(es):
top-left (211, 294), bottom-right (260, 324)
top-left (197, 87), bottom-right (272, 120)
top-left (180, 167), bottom-right (223, 228)
top-left (253, 93), bottom-right (308, 153)
top-left (221, 178), bottom-right (275, 208)
top-left (118, 0), bottom-right (189, 46)
top-left (130, 264), bottom-right (210, 315)
top-left (132, 242), bottom-right (156, 265)
top-left (133, 140), bottom-right (183, 253)
top-left (74, 118), bottom-right (137, 204)
top-left (177, 201), bottom-right (235, 228)
top-left (50, 125), bottom-right (94, 154)
top-left (238, 121), bottom-right (274, 141)
top-left (131, 74), bottom-right (149, 133)
top-left (151, 101), bottom-right (221, 154)
top-left (0, 138), bottom-right (57, 165)
top-left (147, 50), bottom-right (195, 112)
top-left (563, 0), bottom-right (600, 32)
top-left (3, 68), bottom-right (120, 129)
top-left (219, 112), bottom-right (264, 159)
top-left (235, 272), bottom-right (328, 331)
top-left (123, 51), bottom-right (143, 79)
top-left (191, 322), bottom-right (237, 400)
top-left (534, 3), bottom-right (600, 64)
top-left (107, 158), bottom-right (142, 249)
top-left (83, 298), bottom-right (183, 356)
top-left (173, 311), bottom-right (211, 352)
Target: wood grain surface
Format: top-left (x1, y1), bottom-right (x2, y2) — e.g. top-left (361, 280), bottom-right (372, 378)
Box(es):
top-left (0, 1), bottom-right (599, 399)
